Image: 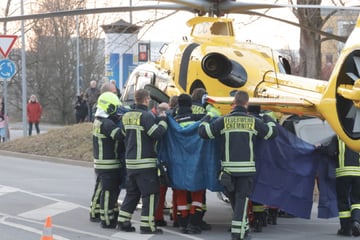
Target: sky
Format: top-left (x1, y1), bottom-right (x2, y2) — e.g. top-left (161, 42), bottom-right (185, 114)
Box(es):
top-left (137, 7), bottom-right (301, 49)
top-left (0, 0), bottom-right (301, 50)
top-left (124, 2), bottom-right (301, 50)
top-left (0, 0), bottom-right (357, 50)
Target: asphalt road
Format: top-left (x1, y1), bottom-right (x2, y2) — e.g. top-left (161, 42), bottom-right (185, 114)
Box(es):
top-left (0, 122), bottom-right (347, 239)
top-left (7, 121), bottom-right (63, 141)
top-left (0, 152), bottom-right (346, 240)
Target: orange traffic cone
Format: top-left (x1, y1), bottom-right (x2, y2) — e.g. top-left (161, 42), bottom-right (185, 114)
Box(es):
top-left (40, 216), bottom-right (53, 240)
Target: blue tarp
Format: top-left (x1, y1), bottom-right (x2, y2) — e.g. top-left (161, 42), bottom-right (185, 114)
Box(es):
top-left (158, 117), bottom-right (223, 192)
top-left (158, 117), bottom-right (337, 219)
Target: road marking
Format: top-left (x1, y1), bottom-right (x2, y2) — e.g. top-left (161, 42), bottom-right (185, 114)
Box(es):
top-left (0, 185), bottom-right (18, 195)
top-left (18, 202), bottom-right (78, 220)
top-left (111, 222), bottom-right (204, 240)
top-left (112, 231), bottom-right (152, 240)
top-left (0, 215), bottom-right (70, 240)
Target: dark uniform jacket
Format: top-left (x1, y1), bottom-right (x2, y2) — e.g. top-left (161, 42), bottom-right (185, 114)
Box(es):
top-left (121, 104), bottom-right (168, 172)
top-left (175, 105), bottom-right (205, 124)
top-left (321, 135), bottom-right (360, 177)
top-left (191, 101), bottom-right (221, 116)
top-left (198, 105), bottom-right (277, 176)
top-left (93, 117), bottom-right (124, 172)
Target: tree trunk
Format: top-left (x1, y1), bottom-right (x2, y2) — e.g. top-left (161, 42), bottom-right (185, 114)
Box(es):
top-left (298, 27), bottom-right (322, 79)
top-left (296, 0), bottom-right (323, 79)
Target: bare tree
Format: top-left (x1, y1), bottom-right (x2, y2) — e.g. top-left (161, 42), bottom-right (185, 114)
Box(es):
top-left (290, 0), bottom-right (355, 79)
top-left (21, 0), bottom-right (104, 124)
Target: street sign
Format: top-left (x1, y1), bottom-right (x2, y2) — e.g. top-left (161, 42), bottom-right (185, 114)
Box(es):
top-left (0, 59), bottom-right (16, 79)
top-left (0, 35), bottom-right (17, 58)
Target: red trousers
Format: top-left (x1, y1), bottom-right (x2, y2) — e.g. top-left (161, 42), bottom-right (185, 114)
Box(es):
top-left (155, 185), bottom-right (168, 221)
top-left (175, 189), bottom-right (205, 217)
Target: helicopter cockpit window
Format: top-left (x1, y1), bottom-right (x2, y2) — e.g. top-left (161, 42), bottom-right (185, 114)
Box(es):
top-left (192, 21), bottom-right (229, 37)
top-left (210, 22), bottom-right (229, 36)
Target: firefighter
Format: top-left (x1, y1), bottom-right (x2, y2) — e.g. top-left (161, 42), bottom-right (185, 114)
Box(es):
top-left (198, 90), bottom-right (278, 240)
top-left (191, 87), bottom-right (220, 116)
top-left (117, 89), bottom-right (168, 234)
top-left (173, 93), bottom-right (207, 234)
top-left (318, 135), bottom-right (360, 236)
top-left (90, 92), bottom-right (125, 228)
top-left (191, 87), bottom-right (220, 231)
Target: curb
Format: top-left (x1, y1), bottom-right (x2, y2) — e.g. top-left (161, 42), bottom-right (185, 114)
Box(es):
top-left (0, 150), bottom-right (92, 168)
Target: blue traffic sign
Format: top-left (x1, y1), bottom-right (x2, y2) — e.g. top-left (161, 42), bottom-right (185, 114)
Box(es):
top-left (0, 59), bottom-right (16, 79)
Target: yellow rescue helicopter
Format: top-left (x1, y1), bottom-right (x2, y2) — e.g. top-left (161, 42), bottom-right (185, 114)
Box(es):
top-left (120, 0), bottom-right (360, 152)
top-left (0, 1), bottom-right (360, 151)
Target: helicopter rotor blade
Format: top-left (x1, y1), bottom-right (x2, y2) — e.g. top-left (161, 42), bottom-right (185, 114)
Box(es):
top-left (1, 1), bottom-right (359, 22)
top-left (241, 10), bottom-right (348, 43)
top-left (0, 4), bottom-right (196, 22)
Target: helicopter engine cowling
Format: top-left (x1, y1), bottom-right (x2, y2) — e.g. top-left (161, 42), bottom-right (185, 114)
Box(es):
top-left (201, 52), bottom-right (248, 88)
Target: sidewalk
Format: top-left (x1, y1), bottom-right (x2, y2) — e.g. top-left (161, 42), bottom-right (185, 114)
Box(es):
top-left (7, 122), bottom-right (63, 141)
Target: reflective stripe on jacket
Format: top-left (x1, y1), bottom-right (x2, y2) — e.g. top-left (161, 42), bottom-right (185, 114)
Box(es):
top-left (93, 117), bottom-right (124, 170)
top-left (198, 105), bottom-right (277, 176)
top-left (336, 136), bottom-right (360, 177)
top-left (122, 104), bottom-right (167, 170)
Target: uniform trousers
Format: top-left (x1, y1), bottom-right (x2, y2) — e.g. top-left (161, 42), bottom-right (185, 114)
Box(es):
top-left (223, 176), bottom-right (253, 239)
top-left (118, 168), bottom-right (160, 232)
top-left (336, 176), bottom-right (360, 223)
top-left (98, 170), bottom-right (122, 227)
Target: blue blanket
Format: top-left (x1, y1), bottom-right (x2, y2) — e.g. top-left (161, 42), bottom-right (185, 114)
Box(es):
top-left (158, 117), bottom-right (337, 219)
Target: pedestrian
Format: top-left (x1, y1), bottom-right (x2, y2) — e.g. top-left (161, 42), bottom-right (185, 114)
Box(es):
top-left (198, 90), bottom-right (278, 240)
top-left (117, 89), bottom-right (167, 234)
top-left (84, 80), bottom-right (101, 122)
top-left (74, 93), bottom-right (88, 123)
top-left (173, 93), bottom-right (208, 234)
top-left (110, 79), bottom-right (121, 99)
top-left (317, 135), bottom-right (360, 237)
top-left (0, 102), bottom-right (8, 142)
top-left (27, 94), bottom-right (42, 136)
top-left (89, 91), bottom-right (125, 228)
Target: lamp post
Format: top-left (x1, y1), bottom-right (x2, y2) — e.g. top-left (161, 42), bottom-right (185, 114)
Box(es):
top-left (76, 14), bottom-right (80, 96)
top-left (21, 0), bottom-right (27, 137)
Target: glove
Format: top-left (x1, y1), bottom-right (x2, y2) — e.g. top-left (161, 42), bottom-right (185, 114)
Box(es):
top-left (219, 171), bottom-right (234, 192)
top-left (158, 115), bottom-right (168, 124)
top-left (201, 112), bottom-right (215, 123)
top-left (201, 93), bottom-right (208, 108)
top-left (262, 114), bottom-right (276, 124)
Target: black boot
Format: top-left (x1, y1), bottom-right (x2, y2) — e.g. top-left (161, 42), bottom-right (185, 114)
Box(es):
top-left (352, 221), bottom-right (360, 236)
top-left (89, 213), bottom-right (100, 222)
top-left (100, 220), bottom-right (117, 229)
top-left (200, 209), bottom-right (212, 230)
top-left (118, 221), bottom-right (136, 232)
top-left (262, 210), bottom-right (268, 227)
top-left (268, 208), bottom-right (278, 225)
top-left (232, 232), bottom-right (252, 240)
top-left (253, 212), bottom-right (262, 232)
top-left (177, 214), bottom-right (189, 233)
top-left (338, 218), bottom-right (351, 236)
top-left (186, 211), bottom-right (202, 234)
